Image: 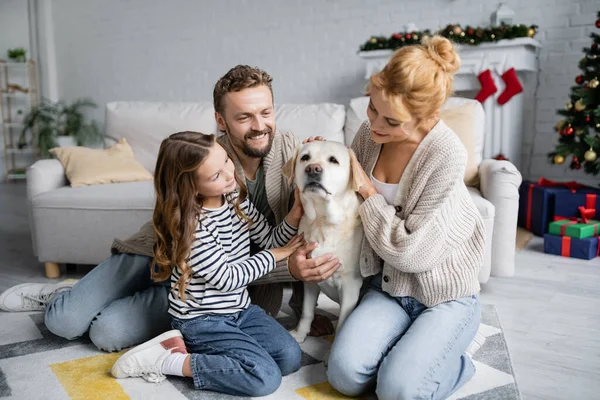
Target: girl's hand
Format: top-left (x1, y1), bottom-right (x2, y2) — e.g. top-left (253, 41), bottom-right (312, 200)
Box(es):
top-left (353, 161), bottom-right (378, 200)
top-left (270, 233), bottom-right (305, 262)
top-left (285, 188), bottom-right (304, 228)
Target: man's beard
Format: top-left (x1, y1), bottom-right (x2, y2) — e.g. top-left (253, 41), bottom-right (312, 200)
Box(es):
top-left (226, 124), bottom-right (275, 158)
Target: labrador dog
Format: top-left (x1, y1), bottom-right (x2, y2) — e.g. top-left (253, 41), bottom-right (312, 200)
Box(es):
top-left (283, 141), bottom-right (364, 343)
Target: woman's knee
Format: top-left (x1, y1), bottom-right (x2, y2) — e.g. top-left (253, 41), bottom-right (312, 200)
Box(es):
top-left (326, 345), bottom-right (372, 397)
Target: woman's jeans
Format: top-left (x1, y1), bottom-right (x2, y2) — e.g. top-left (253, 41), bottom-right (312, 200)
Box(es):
top-left (172, 304), bottom-right (302, 397)
top-left (327, 274), bottom-right (480, 400)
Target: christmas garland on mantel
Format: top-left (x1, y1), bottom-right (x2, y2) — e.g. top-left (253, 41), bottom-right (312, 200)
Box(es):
top-left (359, 23), bottom-right (538, 52)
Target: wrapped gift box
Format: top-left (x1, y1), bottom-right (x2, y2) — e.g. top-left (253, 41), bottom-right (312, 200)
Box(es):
top-left (544, 234), bottom-right (599, 260)
top-left (549, 219), bottom-right (600, 239)
top-left (553, 190), bottom-right (600, 221)
top-left (518, 179), bottom-right (586, 236)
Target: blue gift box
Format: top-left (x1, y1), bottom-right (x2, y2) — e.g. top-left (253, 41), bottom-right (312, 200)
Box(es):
top-left (544, 234), bottom-right (599, 260)
top-left (518, 180), bottom-right (581, 236)
top-left (553, 189), bottom-right (600, 221)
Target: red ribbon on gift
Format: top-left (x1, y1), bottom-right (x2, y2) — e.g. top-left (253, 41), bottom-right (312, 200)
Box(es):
top-left (578, 206), bottom-right (596, 224)
top-left (559, 220), bottom-right (578, 235)
top-left (537, 177), bottom-right (585, 193)
top-left (562, 236), bottom-right (571, 257)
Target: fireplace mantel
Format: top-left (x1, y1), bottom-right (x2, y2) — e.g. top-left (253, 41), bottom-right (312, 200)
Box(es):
top-left (358, 38), bottom-right (542, 170)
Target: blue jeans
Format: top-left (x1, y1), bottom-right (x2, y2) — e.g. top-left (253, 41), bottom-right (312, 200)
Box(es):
top-left (45, 253), bottom-right (172, 352)
top-left (172, 304), bottom-right (302, 397)
top-left (327, 274), bottom-right (480, 400)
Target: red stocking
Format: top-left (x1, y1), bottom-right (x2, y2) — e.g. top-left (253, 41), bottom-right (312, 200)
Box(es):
top-left (475, 69), bottom-right (498, 103)
top-left (497, 68), bottom-right (523, 105)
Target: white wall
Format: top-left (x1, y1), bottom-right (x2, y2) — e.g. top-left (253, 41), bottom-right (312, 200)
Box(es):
top-left (46, 0), bottom-right (599, 185)
top-left (0, 0), bottom-right (31, 180)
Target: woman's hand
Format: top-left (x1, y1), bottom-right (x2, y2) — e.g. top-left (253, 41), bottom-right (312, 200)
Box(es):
top-left (285, 188), bottom-right (304, 227)
top-left (302, 136), bottom-right (325, 144)
top-left (270, 234), bottom-right (305, 262)
top-left (353, 161), bottom-right (378, 200)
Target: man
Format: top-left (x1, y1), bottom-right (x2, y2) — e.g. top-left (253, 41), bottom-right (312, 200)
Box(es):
top-left (0, 65), bottom-right (340, 352)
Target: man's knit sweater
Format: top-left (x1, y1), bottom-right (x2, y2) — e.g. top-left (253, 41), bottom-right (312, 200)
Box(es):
top-left (110, 131), bottom-right (300, 314)
top-left (352, 120), bottom-right (485, 307)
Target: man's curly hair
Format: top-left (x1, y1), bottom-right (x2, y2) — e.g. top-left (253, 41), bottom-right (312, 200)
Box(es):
top-left (213, 65), bottom-right (274, 116)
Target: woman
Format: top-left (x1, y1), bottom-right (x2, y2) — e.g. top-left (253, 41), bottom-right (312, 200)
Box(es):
top-left (327, 36), bottom-right (485, 400)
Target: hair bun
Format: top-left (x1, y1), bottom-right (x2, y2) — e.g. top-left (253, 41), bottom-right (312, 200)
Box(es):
top-left (423, 36), bottom-right (461, 76)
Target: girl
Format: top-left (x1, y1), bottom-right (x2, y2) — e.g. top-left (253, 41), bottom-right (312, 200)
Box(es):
top-left (112, 132), bottom-right (304, 397)
top-left (327, 36), bottom-right (485, 400)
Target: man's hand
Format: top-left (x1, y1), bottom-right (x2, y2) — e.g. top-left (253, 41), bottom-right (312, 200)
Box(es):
top-left (302, 136), bottom-right (325, 144)
top-left (288, 242), bottom-right (340, 282)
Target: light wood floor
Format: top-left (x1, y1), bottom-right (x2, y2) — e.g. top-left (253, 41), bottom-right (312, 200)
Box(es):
top-left (1, 181), bottom-right (599, 399)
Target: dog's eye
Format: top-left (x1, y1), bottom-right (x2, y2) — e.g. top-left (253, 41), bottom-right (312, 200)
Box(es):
top-left (300, 154), bottom-right (310, 161)
top-left (329, 156), bottom-right (339, 164)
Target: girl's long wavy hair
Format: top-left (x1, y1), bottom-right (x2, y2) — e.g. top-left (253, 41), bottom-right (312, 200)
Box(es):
top-left (151, 131), bottom-right (251, 299)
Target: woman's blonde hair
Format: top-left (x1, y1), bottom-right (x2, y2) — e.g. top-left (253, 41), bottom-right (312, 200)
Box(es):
top-left (151, 131), bottom-right (251, 299)
top-left (369, 35), bottom-right (461, 130)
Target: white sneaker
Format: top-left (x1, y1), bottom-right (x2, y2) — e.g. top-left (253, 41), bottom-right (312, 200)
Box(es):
top-left (0, 281), bottom-right (77, 312)
top-left (112, 330), bottom-right (188, 383)
top-left (466, 330), bottom-right (486, 358)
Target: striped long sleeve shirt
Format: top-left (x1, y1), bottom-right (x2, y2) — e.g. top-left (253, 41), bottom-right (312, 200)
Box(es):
top-left (168, 195), bottom-right (297, 319)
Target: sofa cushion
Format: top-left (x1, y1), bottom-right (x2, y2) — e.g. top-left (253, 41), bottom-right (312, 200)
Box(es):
top-left (50, 138), bottom-right (153, 187)
top-left (105, 102), bottom-right (218, 173)
top-left (31, 181), bottom-right (155, 210)
top-left (439, 102), bottom-right (479, 186)
top-left (442, 97), bottom-right (484, 166)
top-left (275, 103), bottom-right (346, 143)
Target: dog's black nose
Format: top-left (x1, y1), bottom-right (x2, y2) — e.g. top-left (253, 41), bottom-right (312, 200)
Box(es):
top-left (305, 163), bottom-right (323, 176)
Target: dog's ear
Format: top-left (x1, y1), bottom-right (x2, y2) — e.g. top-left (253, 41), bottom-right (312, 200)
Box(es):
top-left (282, 147), bottom-right (300, 185)
top-left (348, 148), bottom-right (362, 192)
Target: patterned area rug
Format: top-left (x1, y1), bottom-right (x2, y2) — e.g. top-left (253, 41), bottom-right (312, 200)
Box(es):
top-left (0, 294), bottom-right (520, 400)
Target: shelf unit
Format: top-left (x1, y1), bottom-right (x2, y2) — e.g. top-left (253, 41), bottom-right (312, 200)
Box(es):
top-left (0, 59), bottom-right (40, 182)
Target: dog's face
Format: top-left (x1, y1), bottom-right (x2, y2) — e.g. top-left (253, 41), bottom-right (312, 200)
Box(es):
top-left (283, 141), bottom-right (362, 199)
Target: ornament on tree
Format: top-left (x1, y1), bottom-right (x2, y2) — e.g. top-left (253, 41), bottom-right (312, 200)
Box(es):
top-left (596, 18), bottom-right (600, 28)
top-left (586, 116), bottom-right (592, 123)
top-left (475, 69), bottom-right (498, 103)
top-left (576, 128), bottom-right (585, 136)
top-left (555, 120), bottom-right (566, 131)
top-left (575, 99), bottom-right (586, 111)
top-left (576, 75), bottom-right (585, 84)
top-left (585, 149), bottom-right (597, 162)
top-left (554, 154), bottom-right (565, 164)
top-left (571, 157), bottom-right (581, 169)
top-left (590, 78), bottom-right (599, 88)
top-left (566, 102), bottom-right (573, 110)
top-left (561, 125), bottom-right (574, 136)
top-left (452, 26), bottom-right (463, 35)
top-left (497, 68), bottom-right (523, 105)
top-left (527, 28), bottom-right (536, 37)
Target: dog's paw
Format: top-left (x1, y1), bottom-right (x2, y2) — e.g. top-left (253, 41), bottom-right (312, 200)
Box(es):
top-left (290, 329), bottom-right (308, 343)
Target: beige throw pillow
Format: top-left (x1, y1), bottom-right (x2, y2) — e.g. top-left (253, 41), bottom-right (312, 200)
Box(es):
top-left (440, 102), bottom-right (479, 186)
top-left (50, 138), bottom-right (153, 187)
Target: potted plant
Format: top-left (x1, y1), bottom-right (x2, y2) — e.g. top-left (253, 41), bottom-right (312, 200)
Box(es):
top-left (7, 48), bottom-right (26, 62)
top-left (18, 98), bottom-right (102, 157)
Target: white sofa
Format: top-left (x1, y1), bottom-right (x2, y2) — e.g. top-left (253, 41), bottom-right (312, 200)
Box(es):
top-left (27, 99), bottom-right (521, 282)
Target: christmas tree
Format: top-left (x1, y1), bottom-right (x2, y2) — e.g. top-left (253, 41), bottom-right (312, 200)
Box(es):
top-left (549, 11), bottom-right (600, 176)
